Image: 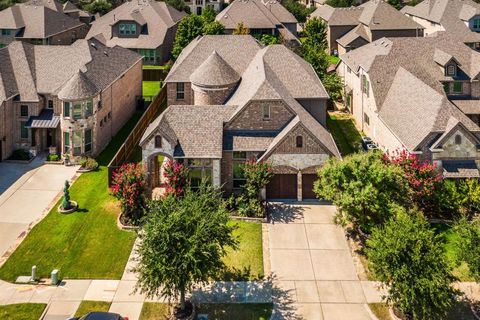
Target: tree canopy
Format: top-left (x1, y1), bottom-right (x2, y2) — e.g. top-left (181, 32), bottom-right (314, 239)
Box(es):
top-left (281, 0), bottom-right (315, 23)
top-left (454, 217), bottom-right (480, 282)
top-left (366, 208), bottom-right (457, 320)
top-left (134, 183), bottom-right (237, 312)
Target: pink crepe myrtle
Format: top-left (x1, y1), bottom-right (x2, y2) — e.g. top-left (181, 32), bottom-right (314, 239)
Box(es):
top-left (111, 163), bottom-right (146, 220)
top-left (163, 159), bottom-right (189, 197)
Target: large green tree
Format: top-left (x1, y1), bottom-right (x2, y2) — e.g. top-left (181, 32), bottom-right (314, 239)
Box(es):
top-left (314, 151), bottom-right (408, 232)
top-left (303, 17), bottom-right (327, 51)
top-left (366, 208), bottom-right (457, 320)
top-left (325, 0), bottom-right (354, 7)
top-left (454, 217), bottom-right (480, 282)
top-left (134, 183), bottom-right (236, 315)
top-left (281, 0), bottom-right (315, 23)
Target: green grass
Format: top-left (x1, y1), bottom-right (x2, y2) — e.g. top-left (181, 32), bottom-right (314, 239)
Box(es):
top-left (369, 303), bottom-right (390, 320)
top-left (432, 223), bottom-right (473, 281)
top-left (222, 221), bottom-right (264, 281)
top-left (326, 112), bottom-right (362, 156)
top-left (139, 303), bottom-right (272, 320)
top-left (143, 65), bottom-right (169, 70)
top-left (327, 55), bottom-right (340, 65)
top-left (0, 112), bottom-right (144, 282)
top-left (0, 303), bottom-right (47, 320)
top-left (74, 301), bottom-right (112, 317)
top-left (143, 81), bottom-right (162, 97)
top-left (368, 302), bottom-right (477, 320)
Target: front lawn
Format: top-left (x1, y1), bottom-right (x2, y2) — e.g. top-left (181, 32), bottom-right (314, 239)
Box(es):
top-left (368, 302), bottom-right (477, 320)
top-left (74, 301), bottom-right (112, 317)
top-left (0, 113), bottom-right (143, 282)
top-left (143, 81), bottom-right (162, 97)
top-left (0, 303), bottom-right (47, 320)
top-left (139, 303), bottom-right (272, 320)
top-left (222, 221), bottom-right (264, 280)
top-left (326, 111), bottom-right (362, 156)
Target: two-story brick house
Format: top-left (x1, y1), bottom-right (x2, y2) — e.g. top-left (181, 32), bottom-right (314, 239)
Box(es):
top-left (0, 39), bottom-right (142, 161)
top-left (86, 0), bottom-right (185, 65)
top-left (311, 0), bottom-right (424, 55)
top-left (337, 35), bottom-right (480, 178)
top-left (140, 35), bottom-right (340, 200)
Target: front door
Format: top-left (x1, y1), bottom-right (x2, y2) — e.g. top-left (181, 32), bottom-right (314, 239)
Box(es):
top-left (46, 129), bottom-right (54, 147)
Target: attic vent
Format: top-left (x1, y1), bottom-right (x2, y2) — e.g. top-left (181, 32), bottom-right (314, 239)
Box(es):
top-left (91, 42), bottom-right (97, 49)
top-left (103, 51), bottom-right (108, 56)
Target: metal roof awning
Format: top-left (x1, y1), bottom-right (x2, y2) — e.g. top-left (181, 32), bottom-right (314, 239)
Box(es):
top-left (443, 160), bottom-right (480, 178)
top-left (25, 109), bottom-right (60, 129)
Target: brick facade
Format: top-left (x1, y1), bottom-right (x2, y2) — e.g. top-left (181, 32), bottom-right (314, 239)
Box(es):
top-left (167, 82), bottom-right (194, 106)
top-left (225, 100), bottom-right (295, 130)
top-left (192, 84), bottom-right (236, 105)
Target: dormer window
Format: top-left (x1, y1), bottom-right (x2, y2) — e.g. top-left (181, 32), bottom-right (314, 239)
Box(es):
top-left (296, 136), bottom-right (303, 148)
top-left (154, 135), bottom-right (162, 148)
top-left (455, 134), bottom-right (462, 145)
top-left (119, 23), bottom-right (136, 36)
top-left (473, 18), bottom-right (480, 29)
top-left (446, 65), bottom-right (456, 76)
top-left (262, 105), bottom-right (271, 120)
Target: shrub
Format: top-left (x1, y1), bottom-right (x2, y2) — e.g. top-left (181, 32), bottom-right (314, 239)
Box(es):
top-left (314, 151), bottom-right (409, 233)
top-left (242, 160), bottom-right (274, 199)
top-left (9, 149), bottom-right (32, 161)
top-left (366, 207), bottom-right (457, 319)
top-left (163, 159), bottom-right (189, 197)
top-left (111, 163), bottom-right (146, 225)
top-left (62, 180), bottom-right (72, 210)
top-left (454, 217), bottom-right (480, 282)
top-left (227, 194), bottom-right (265, 218)
top-left (47, 154), bottom-right (60, 162)
top-left (79, 157), bottom-right (99, 170)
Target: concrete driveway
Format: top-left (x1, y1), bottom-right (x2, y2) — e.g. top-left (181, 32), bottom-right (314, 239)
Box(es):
top-left (0, 158), bottom-right (78, 260)
top-left (267, 202), bottom-right (383, 320)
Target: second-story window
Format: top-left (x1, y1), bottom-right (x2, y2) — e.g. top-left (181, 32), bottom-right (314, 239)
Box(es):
top-left (296, 136), bottom-right (303, 148)
top-left (455, 134), bottom-right (462, 145)
top-left (154, 135), bottom-right (162, 148)
top-left (176, 82), bottom-right (185, 100)
top-left (1, 29), bottom-right (11, 36)
top-left (73, 103), bottom-right (82, 120)
top-left (20, 105), bottom-right (28, 117)
top-left (453, 82), bottom-right (463, 94)
top-left (362, 75), bottom-right (369, 96)
top-left (473, 18), bottom-right (480, 29)
top-left (262, 105), bottom-right (271, 120)
top-left (119, 23), bottom-right (136, 36)
top-left (443, 82), bottom-right (450, 94)
top-left (446, 65), bottom-right (456, 76)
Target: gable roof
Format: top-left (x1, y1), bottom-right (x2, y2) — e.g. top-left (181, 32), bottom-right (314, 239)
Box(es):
top-left (0, 39), bottom-right (142, 103)
top-left (86, 0), bottom-right (185, 49)
top-left (216, 0), bottom-right (297, 30)
top-left (311, 4), bottom-right (363, 26)
top-left (340, 36), bottom-right (480, 150)
top-left (402, 0), bottom-right (480, 42)
top-left (337, 24), bottom-right (369, 47)
top-left (0, 3), bottom-right (86, 39)
top-left (358, 0), bottom-right (423, 30)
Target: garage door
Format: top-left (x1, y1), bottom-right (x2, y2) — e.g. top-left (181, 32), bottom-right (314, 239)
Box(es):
top-left (267, 174), bottom-right (297, 199)
top-left (302, 174), bottom-right (317, 199)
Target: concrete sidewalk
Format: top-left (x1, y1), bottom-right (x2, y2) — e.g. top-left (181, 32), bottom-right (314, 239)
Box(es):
top-left (0, 159), bottom-right (78, 261)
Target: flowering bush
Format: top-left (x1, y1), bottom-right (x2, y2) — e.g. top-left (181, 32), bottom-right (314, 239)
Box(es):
top-left (242, 159), bottom-right (274, 199)
top-left (383, 149), bottom-right (442, 214)
top-left (163, 159), bottom-right (189, 197)
top-left (111, 163), bottom-right (146, 225)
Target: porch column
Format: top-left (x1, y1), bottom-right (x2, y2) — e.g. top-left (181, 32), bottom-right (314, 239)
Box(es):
top-left (212, 159), bottom-right (221, 187)
top-left (297, 171), bottom-right (302, 202)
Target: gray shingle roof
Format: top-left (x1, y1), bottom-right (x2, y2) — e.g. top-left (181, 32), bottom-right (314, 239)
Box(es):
top-left (337, 24), bottom-right (369, 47)
top-left (311, 4), bottom-right (363, 26)
top-left (0, 39), bottom-right (142, 104)
top-left (223, 131), bottom-right (277, 151)
top-left (86, 0), bottom-right (185, 50)
top-left (452, 99), bottom-right (480, 114)
top-left (0, 3), bottom-right (86, 39)
top-left (57, 70), bottom-right (99, 100)
top-left (216, 0), bottom-right (297, 30)
top-left (340, 36), bottom-right (480, 150)
top-left (190, 51), bottom-right (241, 87)
top-left (359, 0), bottom-right (422, 30)
top-left (402, 0), bottom-right (480, 42)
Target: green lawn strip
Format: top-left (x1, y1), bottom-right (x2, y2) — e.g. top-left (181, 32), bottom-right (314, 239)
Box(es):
top-left (139, 303), bottom-right (272, 320)
top-left (431, 223), bottom-right (474, 282)
top-left (143, 81), bottom-right (162, 97)
top-left (0, 303), bottom-right (47, 320)
top-left (74, 301), bottom-right (112, 317)
top-left (143, 65), bottom-right (169, 70)
top-left (327, 112), bottom-right (361, 156)
top-left (222, 221), bottom-right (264, 281)
top-left (0, 112), bottom-right (143, 282)
top-left (368, 303), bottom-right (390, 320)
top-left (327, 55), bottom-right (340, 65)
top-left (196, 303), bottom-right (273, 320)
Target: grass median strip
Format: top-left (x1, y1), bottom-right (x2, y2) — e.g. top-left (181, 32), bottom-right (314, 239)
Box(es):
top-left (0, 303), bottom-right (47, 320)
top-left (74, 301), bottom-right (112, 317)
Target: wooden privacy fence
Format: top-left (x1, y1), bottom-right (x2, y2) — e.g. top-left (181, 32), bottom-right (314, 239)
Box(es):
top-left (108, 87), bottom-right (167, 186)
top-left (143, 68), bottom-right (168, 81)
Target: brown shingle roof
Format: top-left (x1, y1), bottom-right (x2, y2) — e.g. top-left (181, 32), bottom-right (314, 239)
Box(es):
top-left (57, 70), bottom-right (99, 100)
top-left (190, 50), bottom-right (241, 87)
top-left (311, 4), bottom-right (363, 26)
top-left (86, 0), bottom-right (185, 50)
top-left (359, 0), bottom-right (422, 30)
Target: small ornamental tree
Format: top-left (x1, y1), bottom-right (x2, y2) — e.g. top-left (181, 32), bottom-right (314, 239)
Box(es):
top-left (314, 151), bottom-right (409, 233)
top-left (366, 207), bottom-right (457, 320)
top-left (111, 163), bottom-right (146, 225)
top-left (454, 217), bottom-right (480, 282)
top-left (233, 22), bottom-right (250, 35)
top-left (242, 159), bottom-right (274, 199)
top-left (62, 180), bottom-right (71, 210)
top-left (163, 159), bottom-right (189, 197)
top-left (383, 149), bottom-right (442, 214)
top-left (134, 183), bottom-right (236, 318)
top-left (456, 179), bottom-right (480, 217)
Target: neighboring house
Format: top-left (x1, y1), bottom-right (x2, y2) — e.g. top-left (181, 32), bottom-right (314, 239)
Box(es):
top-left (86, 0), bottom-right (185, 65)
top-left (216, 0), bottom-right (300, 46)
top-left (311, 0), bottom-right (424, 55)
top-left (185, 0), bottom-right (224, 15)
top-left (337, 35), bottom-right (480, 178)
top-left (140, 35), bottom-right (340, 200)
top-left (25, 0), bottom-right (95, 24)
top-left (402, 0), bottom-right (480, 49)
top-left (0, 39), bottom-right (142, 161)
top-left (0, 1), bottom-right (91, 47)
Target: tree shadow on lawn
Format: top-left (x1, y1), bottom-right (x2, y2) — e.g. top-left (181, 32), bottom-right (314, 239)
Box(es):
top-left (267, 203), bottom-right (304, 224)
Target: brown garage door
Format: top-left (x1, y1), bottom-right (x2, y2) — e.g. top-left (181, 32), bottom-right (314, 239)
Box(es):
top-left (302, 174), bottom-right (317, 199)
top-left (267, 174), bottom-right (297, 199)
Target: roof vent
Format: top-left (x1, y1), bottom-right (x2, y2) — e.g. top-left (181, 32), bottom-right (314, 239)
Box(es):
top-left (91, 42), bottom-right (97, 49)
top-left (103, 51), bottom-right (108, 56)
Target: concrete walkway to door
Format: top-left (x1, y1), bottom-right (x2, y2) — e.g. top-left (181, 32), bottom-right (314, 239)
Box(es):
top-left (266, 202), bottom-right (385, 320)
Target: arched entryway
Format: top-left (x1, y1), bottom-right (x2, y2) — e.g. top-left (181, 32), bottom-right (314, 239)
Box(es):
top-left (145, 151), bottom-right (173, 198)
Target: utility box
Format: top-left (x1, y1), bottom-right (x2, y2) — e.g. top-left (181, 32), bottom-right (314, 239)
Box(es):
top-left (51, 269), bottom-right (59, 285)
top-left (31, 265), bottom-right (37, 281)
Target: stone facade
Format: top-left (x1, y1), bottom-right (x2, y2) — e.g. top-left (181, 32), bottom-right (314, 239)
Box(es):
top-left (226, 100), bottom-right (295, 130)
